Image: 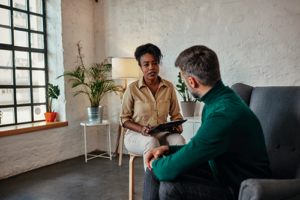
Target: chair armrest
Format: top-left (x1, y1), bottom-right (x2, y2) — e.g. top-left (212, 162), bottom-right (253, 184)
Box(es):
top-left (238, 179), bottom-right (300, 200)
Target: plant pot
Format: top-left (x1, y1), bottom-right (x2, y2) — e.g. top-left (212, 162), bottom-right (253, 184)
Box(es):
top-left (181, 102), bottom-right (196, 117)
top-left (44, 112), bottom-right (57, 122)
top-left (86, 106), bottom-right (104, 124)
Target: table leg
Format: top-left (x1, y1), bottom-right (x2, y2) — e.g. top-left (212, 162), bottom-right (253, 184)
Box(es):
top-left (84, 124), bottom-right (87, 163)
top-left (108, 124), bottom-right (112, 160)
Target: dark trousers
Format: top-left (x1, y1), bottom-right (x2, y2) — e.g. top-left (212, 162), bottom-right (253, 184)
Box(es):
top-left (142, 167), bottom-right (235, 200)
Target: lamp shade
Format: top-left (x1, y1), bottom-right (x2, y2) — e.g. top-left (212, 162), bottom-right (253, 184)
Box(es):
top-left (112, 58), bottom-right (141, 79)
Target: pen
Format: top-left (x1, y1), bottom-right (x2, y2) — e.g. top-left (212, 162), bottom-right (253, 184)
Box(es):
top-left (143, 123), bottom-right (150, 134)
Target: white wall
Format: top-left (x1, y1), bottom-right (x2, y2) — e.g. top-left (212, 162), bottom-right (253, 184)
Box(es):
top-left (0, 0), bottom-right (100, 179)
top-left (94, 0), bottom-right (300, 150)
top-left (1, 0), bottom-right (299, 178)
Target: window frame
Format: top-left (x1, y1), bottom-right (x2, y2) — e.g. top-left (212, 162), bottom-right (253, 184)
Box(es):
top-left (0, 0), bottom-right (48, 127)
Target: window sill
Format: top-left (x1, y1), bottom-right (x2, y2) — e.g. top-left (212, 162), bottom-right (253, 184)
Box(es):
top-left (0, 121), bottom-right (68, 137)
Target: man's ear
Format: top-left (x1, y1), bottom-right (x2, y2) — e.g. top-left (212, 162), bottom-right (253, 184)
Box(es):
top-left (188, 76), bottom-right (198, 89)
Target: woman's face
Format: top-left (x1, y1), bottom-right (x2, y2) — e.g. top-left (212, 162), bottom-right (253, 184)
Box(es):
top-left (140, 53), bottom-right (159, 81)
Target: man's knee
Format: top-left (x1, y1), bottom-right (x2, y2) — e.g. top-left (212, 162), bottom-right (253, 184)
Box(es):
top-left (159, 181), bottom-right (180, 200)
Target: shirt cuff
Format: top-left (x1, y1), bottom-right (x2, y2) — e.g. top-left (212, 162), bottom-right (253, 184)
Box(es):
top-left (168, 145), bottom-right (183, 154)
top-left (170, 113), bottom-right (184, 121)
top-left (120, 117), bottom-right (131, 127)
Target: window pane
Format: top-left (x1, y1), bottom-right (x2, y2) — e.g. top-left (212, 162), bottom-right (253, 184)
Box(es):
top-left (0, 8), bottom-right (11, 26)
top-left (33, 88), bottom-right (45, 103)
top-left (29, 0), bottom-right (42, 14)
top-left (15, 51), bottom-right (29, 67)
top-left (0, 27), bottom-right (12, 45)
top-left (13, 11), bottom-right (28, 29)
top-left (13, 0), bottom-right (27, 11)
top-left (34, 105), bottom-right (46, 121)
top-left (17, 106), bottom-right (31, 123)
top-left (31, 52), bottom-right (44, 68)
top-left (16, 88), bottom-right (31, 104)
top-left (16, 69), bottom-right (30, 85)
top-left (30, 15), bottom-right (43, 31)
top-left (32, 70), bottom-right (45, 85)
top-left (30, 33), bottom-right (44, 49)
top-left (0, 50), bottom-right (12, 67)
top-left (14, 30), bottom-right (28, 47)
top-left (0, 69), bottom-right (13, 85)
top-left (0, 89), bottom-right (14, 105)
top-left (0, 108), bottom-right (14, 125)
top-left (0, 0), bottom-right (10, 6)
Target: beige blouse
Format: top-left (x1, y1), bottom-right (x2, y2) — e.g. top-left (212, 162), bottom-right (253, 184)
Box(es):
top-left (119, 76), bottom-right (183, 128)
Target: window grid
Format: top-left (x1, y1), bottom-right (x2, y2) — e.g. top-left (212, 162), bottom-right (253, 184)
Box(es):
top-left (0, 0), bottom-right (48, 127)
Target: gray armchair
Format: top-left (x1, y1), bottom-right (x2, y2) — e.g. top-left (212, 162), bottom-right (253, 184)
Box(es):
top-left (231, 83), bottom-right (300, 200)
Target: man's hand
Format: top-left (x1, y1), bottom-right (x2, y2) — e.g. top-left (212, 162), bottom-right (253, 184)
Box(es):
top-left (145, 146), bottom-right (169, 170)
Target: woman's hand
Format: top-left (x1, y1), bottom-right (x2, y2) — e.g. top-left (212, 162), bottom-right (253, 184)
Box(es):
top-left (165, 118), bottom-right (183, 134)
top-left (141, 125), bottom-right (152, 136)
top-left (166, 124), bottom-right (183, 134)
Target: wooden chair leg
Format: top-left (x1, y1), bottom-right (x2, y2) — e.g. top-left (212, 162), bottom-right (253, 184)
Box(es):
top-left (113, 124), bottom-right (122, 155)
top-left (119, 127), bottom-right (125, 166)
top-left (129, 154), bottom-right (137, 200)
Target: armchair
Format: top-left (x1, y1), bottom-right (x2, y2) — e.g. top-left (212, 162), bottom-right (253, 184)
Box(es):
top-left (231, 83), bottom-right (300, 200)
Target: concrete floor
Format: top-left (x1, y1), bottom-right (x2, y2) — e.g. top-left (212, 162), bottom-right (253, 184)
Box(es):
top-left (0, 153), bottom-right (144, 200)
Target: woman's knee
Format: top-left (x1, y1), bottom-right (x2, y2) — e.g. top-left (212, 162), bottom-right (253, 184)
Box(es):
top-left (143, 137), bottom-right (160, 154)
top-left (167, 133), bottom-right (186, 145)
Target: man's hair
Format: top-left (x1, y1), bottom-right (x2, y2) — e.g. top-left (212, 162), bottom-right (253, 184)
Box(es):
top-left (175, 45), bottom-right (221, 86)
top-left (134, 43), bottom-right (163, 67)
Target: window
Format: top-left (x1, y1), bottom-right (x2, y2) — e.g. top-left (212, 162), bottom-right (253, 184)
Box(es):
top-left (0, 0), bottom-right (47, 127)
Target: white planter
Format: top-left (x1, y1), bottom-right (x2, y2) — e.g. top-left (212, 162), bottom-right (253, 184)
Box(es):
top-left (181, 101), bottom-right (197, 117)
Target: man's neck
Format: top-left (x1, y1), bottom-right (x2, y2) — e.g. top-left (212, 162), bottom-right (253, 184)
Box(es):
top-left (198, 85), bottom-right (213, 98)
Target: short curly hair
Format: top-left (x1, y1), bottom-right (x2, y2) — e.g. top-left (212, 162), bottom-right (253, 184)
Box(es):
top-left (134, 43), bottom-right (163, 66)
top-left (175, 45), bottom-right (221, 86)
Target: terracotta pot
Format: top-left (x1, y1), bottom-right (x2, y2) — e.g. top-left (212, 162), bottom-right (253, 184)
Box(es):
top-left (44, 112), bottom-right (57, 122)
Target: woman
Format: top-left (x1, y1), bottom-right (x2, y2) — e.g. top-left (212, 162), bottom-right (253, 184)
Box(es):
top-left (120, 43), bottom-right (186, 170)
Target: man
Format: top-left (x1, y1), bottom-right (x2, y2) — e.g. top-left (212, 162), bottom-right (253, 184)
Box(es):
top-left (143, 46), bottom-right (272, 200)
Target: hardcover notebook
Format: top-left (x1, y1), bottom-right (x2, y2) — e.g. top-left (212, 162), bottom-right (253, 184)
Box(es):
top-left (149, 119), bottom-right (187, 134)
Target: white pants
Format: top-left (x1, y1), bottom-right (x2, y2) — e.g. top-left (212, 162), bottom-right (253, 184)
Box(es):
top-left (124, 129), bottom-right (186, 170)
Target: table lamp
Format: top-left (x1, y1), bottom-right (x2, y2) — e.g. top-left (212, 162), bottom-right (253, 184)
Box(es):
top-left (112, 58), bottom-right (141, 89)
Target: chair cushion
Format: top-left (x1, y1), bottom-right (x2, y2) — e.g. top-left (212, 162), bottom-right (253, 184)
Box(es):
top-left (249, 86), bottom-right (300, 179)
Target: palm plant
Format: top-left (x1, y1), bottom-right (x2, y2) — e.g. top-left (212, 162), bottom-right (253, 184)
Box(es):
top-left (46, 83), bottom-right (60, 112)
top-left (57, 41), bottom-right (122, 107)
top-left (175, 72), bottom-right (195, 102)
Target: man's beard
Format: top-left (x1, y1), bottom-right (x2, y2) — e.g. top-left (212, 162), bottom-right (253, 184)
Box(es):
top-left (186, 82), bottom-right (201, 99)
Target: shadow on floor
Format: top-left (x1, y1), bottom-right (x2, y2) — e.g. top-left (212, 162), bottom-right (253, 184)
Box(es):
top-left (0, 153), bottom-right (144, 200)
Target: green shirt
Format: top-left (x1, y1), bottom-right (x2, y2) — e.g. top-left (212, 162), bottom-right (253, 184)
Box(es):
top-left (152, 80), bottom-right (272, 193)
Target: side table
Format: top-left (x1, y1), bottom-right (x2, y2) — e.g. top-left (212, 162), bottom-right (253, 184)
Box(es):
top-left (80, 120), bottom-right (112, 162)
top-left (182, 116), bottom-right (202, 142)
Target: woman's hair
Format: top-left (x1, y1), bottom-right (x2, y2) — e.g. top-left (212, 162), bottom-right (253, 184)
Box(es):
top-left (134, 43), bottom-right (163, 66)
top-left (175, 45), bottom-right (221, 86)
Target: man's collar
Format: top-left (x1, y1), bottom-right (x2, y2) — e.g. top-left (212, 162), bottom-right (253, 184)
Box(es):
top-left (138, 76), bottom-right (168, 89)
top-left (199, 80), bottom-right (225, 104)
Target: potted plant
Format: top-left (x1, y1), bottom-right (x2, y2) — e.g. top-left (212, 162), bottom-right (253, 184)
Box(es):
top-left (45, 83), bottom-right (60, 122)
top-left (58, 41), bottom-right (122, 124)
top-left (175, 72), bottom-right (199, 117)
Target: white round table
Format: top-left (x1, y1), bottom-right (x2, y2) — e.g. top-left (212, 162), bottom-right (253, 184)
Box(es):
top-left (80, 120), bottom-right (112, 162)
